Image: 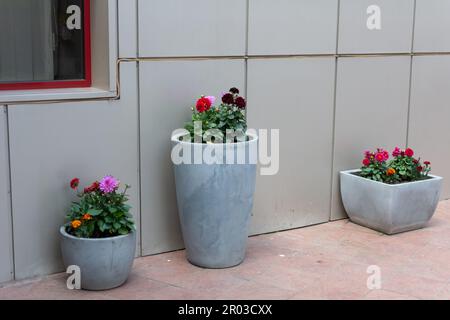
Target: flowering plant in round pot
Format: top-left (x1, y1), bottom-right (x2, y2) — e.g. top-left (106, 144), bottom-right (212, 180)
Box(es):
top-left (60, 176), bottom-right (136, 290)
top-left (340, 147), bottom-right (442, 234)
top-left (171, 88), bottom-right (258, 268)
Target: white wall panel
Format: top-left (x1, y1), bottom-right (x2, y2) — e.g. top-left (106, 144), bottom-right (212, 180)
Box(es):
top-left (414, 0), bottom-right (450, 52)
top-left (8, 64), bottom-right (140, 279)
top-left (138, 0), bottom-right (246, 57)
top-left (331, 57), bottom-right (411, 220)
top-left (139, 59), bottom-right (245, 255)
top-left (338, 0), bottom-right (414, 53)
top-left (118, 0), bottom-right (138, 58)
top-left (409, 56), bottom-right (450, 200)
top-left (247, 58), bottom-right (335, 233)
top-left (248, 0), bottom-right (338, 55)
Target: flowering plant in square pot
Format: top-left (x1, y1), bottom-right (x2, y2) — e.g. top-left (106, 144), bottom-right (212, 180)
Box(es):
top-left (171, 88), bottom-right (258, 268)
top-left (60, 176), bottom-right (136, 290)
top-left (340, 147), bottom-right (442, 234)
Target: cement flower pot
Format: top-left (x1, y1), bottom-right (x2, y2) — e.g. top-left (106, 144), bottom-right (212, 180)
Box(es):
top-left (60, 227), bottom-right (136, 290)
top-left (171, 132), bottom-right (258, 268)
top-left (340, 169), bottom-right (443, 234)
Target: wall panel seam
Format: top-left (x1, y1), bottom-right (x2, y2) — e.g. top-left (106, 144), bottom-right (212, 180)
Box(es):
top-left (406, 0), bottom-right (418, 147)
top-left (136, 61), bottom-right (143, 257)
top-left (136, 0), bottom-right (139, 57)
top-left (4, 106), bottom-right (16, 280)
top-left (329, 0), bottom-right (341, 222)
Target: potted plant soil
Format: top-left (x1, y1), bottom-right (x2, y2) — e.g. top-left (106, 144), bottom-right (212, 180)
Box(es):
top-left (340, 147), bottom-right (443, 234)
top-left (60, 176), bottom-right (136, 290)
top-left (171, 88), bottom-right (258, 268)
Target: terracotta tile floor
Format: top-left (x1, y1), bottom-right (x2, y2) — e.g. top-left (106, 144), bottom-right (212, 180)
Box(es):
top-left (2, 200), bottom-right (450, 300)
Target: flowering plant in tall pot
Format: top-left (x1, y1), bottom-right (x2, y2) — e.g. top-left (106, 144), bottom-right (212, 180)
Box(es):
top-left (171, 88), bottom-right (258, 268)
top-left (60, 176), bottom-right (136, 290)
top-left (340, 147), bottom-right (442, 234)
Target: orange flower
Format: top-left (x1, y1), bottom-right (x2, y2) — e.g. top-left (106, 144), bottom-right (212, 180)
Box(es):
top-left (386, 168), bottom-right (396, 176)
top-left (71, 220), bottom-right (82, 229)
top-left (82, 213), bottom-right (92, 221)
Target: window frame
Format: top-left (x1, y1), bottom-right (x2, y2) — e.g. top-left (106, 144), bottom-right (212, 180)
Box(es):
top-left (0, 0), bottom-right (92, 91)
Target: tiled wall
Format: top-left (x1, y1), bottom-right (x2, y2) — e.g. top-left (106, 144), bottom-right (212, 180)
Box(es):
top-left (2, 0), bottom-right (450, 282)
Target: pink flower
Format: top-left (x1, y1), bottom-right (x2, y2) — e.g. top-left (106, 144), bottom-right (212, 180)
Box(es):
top-left (99, 175), bottom-right (119, 194)
top-left (392, 147), bottom-right (401, 157)
top-left (364, 150), bottom-right (373, 159)
top-left (205, 96), bottom-right (216, 106)
top-left (375, 149), bottom-right (389, 163)
top-left (375, 153), bottom-right (384, 162)
top-left (362, 158), bottom-right (371, 167)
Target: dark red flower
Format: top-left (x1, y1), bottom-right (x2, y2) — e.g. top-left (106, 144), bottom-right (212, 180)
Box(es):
top-left (424, 161), bottom-right (431, 166)
top-left (222, 93), bottom-right (235, 105)
top-left (362, 158), bottom-right (371, 167)
top-left (417, 166), bottom-right (423, 172)
top-left (235, 97), bottom-right (247, 109)
top-left (196, 97), bottom-right (212, 113)
top-left (405, 148), bottom-right (414, 157)
top-left (70, 178), bottom-right (80, 190)
top-left (413, 159), bottom-right (419, 164)
top-left (84, 181), bottom-right (100, 194)
top-left (229, 87), bottom-right (240, 94)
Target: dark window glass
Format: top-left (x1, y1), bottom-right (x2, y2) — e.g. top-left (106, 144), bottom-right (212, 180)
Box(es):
top-left (0, 0), bottom-right (88, 85)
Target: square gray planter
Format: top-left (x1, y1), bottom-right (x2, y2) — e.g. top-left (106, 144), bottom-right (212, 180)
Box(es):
top-left (340, 169), bottom-right (443, 235)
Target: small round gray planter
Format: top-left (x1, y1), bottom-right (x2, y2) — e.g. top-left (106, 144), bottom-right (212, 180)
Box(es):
top-left (340, 169), bottom-right (443, 235)
top-left (60, 227), bottom-right (136, 291)
top-left (171, 132), bottom-right (258, 268)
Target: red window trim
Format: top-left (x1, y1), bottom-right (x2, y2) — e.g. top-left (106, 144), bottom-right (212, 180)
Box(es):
top-left (0, 0), bottom-right (92, 91)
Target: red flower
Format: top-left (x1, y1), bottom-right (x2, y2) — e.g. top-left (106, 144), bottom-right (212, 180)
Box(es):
top-left (196, 97), bottom-right (212, 113)
top-left (405, 148), bottom-right (414, 157)
top-left (362, 158), bottom-right (371, 167)
top-left (417, 166), bottom-right (423, 172)
top-left (222, 93), bottom-right (235, 105)
top-left (235, 97), bottom-right (247, 109)
top-left (424, 161), bottom-right (431, 166)
top-left (70, 178), bottom-right (80, 190)
top-left (84, 181), bottom-right (100, 194)
top-left (413, 159), bottom-right (418, 164)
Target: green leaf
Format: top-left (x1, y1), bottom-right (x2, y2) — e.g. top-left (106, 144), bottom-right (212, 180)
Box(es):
top-left (98, 220), bottom-right (106, 232)
top-left (89, 209), bottom-right (103, 216)
top-left (108, 206), bottom-right (118, 213)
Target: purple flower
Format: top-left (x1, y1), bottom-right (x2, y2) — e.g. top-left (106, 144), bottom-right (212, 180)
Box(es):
top-left (205, 96), bottom-right (216, 105)
top-left (99, 175), bottom-right (119, 193)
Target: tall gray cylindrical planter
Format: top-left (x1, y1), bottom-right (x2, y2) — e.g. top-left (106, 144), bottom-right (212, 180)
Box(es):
top-left (60, 227), bottom-right (136, 290)
top-left (171, 132), bottom-right (258, 268)
top-left (340, 169), bottom-right (443, 234)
